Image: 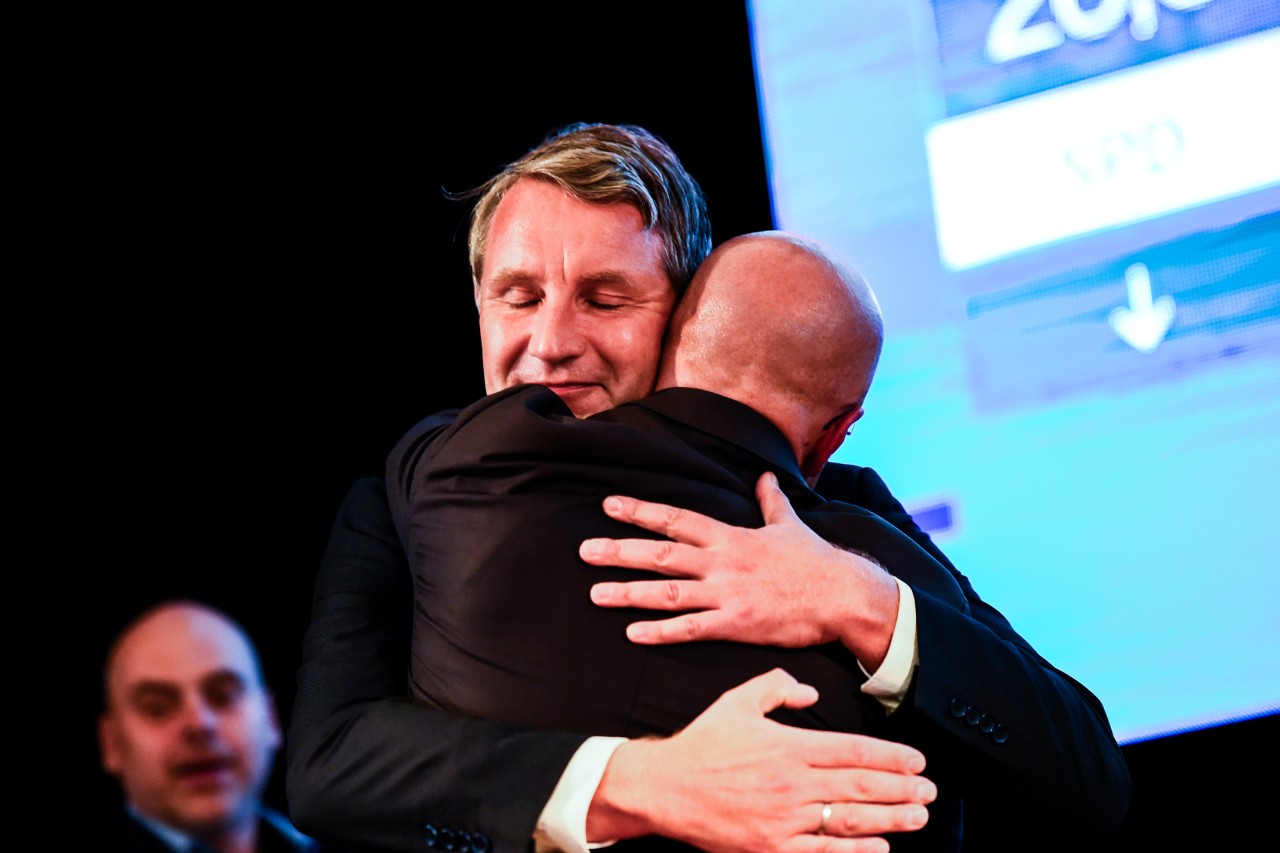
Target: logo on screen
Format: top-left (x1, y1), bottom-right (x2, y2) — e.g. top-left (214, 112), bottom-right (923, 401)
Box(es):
top-left (986, 0), bottom-right (1214, 63)
top-left (930, 0), bottom-right (1273, 115)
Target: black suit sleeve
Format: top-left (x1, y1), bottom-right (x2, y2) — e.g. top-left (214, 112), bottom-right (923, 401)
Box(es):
top-left (815, 462), bottom-right (1132, 836)
top-left (815, 463), bottom-right (957, 571)
top-left (285, 477), bottom-right (588, 853)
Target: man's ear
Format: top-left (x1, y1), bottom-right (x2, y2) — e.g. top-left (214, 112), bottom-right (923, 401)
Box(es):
top-left (265, 691), bottom-right (283, 750)
top-left (98, 713), bottom-right (122, 775)
top-left (801, 406), bottom-right (864, 486)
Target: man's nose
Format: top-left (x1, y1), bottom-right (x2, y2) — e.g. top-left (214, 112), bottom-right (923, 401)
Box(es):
top-left (179, 697), bottom-right (220, 734)
top-left (527, 296), bottom-right (586, 362)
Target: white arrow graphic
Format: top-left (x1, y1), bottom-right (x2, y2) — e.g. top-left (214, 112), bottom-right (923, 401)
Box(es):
top-left (1108, 263), bottom-right (1175, 353)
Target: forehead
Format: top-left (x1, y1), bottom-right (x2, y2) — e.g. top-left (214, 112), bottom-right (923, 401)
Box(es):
top-left (483, 179), bottom-right (669, 286)
top-left (108, 606), bottom-right (259, 698)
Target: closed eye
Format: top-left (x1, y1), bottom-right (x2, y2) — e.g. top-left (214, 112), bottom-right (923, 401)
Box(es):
top-left (586, 299), bottom-right (627, 311)
top-left (495, 286), bottom-right (540, 308)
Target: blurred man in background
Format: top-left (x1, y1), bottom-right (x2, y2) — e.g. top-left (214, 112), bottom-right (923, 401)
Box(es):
top-left (78, 599), bottom-right (317, 853)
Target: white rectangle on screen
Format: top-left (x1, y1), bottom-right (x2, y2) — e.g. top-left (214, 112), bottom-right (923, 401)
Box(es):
top-left (926, 26), bottom-right (1280, 271)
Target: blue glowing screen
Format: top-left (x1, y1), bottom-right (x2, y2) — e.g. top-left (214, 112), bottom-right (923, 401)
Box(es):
top-left (747, 0), bottom-right (1279, 743)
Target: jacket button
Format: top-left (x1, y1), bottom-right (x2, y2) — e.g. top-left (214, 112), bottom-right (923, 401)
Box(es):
top-left (992, 723), bottom-right (1010, 743)
top-left (964, 705), bottom-right (983, 726)
top-left (948, 696), bottom-right (968, 718)
top-left (423, 824), bottom-right (439, 847)
top-left (979, 713), bottom-right (995, 734)
top-left (439, 828), bottom-right (458, 851)
top-left (470, 833), bottom-right (493, 853)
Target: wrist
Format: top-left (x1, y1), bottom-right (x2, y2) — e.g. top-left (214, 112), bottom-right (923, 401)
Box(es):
top-left (585, 737), bottom-right (664, 842)
top-left (832, 547), bottom-right (899, 668)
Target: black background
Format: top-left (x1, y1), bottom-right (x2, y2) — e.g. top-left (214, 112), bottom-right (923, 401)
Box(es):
top-left (66, 4), bottom-right (1273, 850)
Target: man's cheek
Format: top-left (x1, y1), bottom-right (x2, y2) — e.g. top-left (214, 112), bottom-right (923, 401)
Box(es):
top-left (481, 327), bottom-right (519, 385)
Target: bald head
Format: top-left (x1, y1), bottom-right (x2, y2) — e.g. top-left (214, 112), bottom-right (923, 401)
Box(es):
top-left (98, 600), bottom-right (281, 846)
top-left (656, 231), bottom-right (883, 483)
top-left (102, 601), bottom-right (268, 707)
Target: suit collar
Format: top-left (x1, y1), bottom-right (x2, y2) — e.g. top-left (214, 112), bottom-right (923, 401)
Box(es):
top-left (624, 388), bottom-right (817, 498)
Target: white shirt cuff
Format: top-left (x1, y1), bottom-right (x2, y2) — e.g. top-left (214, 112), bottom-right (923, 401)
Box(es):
top-left (535, 736), bottom-right (628, 853)
top-left (535, 582), bottom-right (919, 849)
top-left (860, 577), bottom-right (918, 713)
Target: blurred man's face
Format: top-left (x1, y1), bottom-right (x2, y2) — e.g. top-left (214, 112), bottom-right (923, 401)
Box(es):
top-left (98, 604), bottom-right (280, 835)
top-left (475, 178), bottom-right (677, 418)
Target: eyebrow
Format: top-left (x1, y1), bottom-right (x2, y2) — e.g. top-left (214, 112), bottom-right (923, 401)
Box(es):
top-left (127, 680), bottom-right (180, 703)
top-left (200, 670), bottom-right (251, 692)
top-left (484, 268), bottom-right (643, 290)
top-left (124, 669), bottom-right (250, 701)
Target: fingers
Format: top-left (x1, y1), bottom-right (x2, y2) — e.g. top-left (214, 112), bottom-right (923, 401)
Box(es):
top-left (797, 843), bottom-right (889, 853)
top-left (598, 479), bottom-right (799, 543)
top-left (582, 479), bottom-right (806, 574)
top-left (638, 669), bottom-right (934, 852)
top-left (797, 759), bottom-right (934, 844)
top-left (716, 667), bottom-right (820, 715)
top-left (755, 471), bottom-right (802, 526)
top-left (580, 538), bottom-right (707, 578)
top-left (791, 838), bottom-right (890, 853)
top-left (621, 611), bottom-right (734, 644)
top-left (811, 799), bottom-right (931, 839)
top-left (805, 732), bottom-right (928, 777)
top-left (818, 766), bottom-right (936, 809)
top-left (596, 494), bottom-right (726, 546)
top-left (589, 577), bottom-right (708, 611)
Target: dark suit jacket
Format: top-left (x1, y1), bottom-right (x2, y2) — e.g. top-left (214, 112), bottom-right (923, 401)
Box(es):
top-left (287, 389), bottom-right (1131, 853)
top-left (387, 384), bottom-right (967, 745)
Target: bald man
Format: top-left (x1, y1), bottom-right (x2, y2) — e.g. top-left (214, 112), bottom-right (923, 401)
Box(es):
top-left (80, 600), bottom-right (316, 853)
top-left (386, 231), bottom-right (978, 851)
